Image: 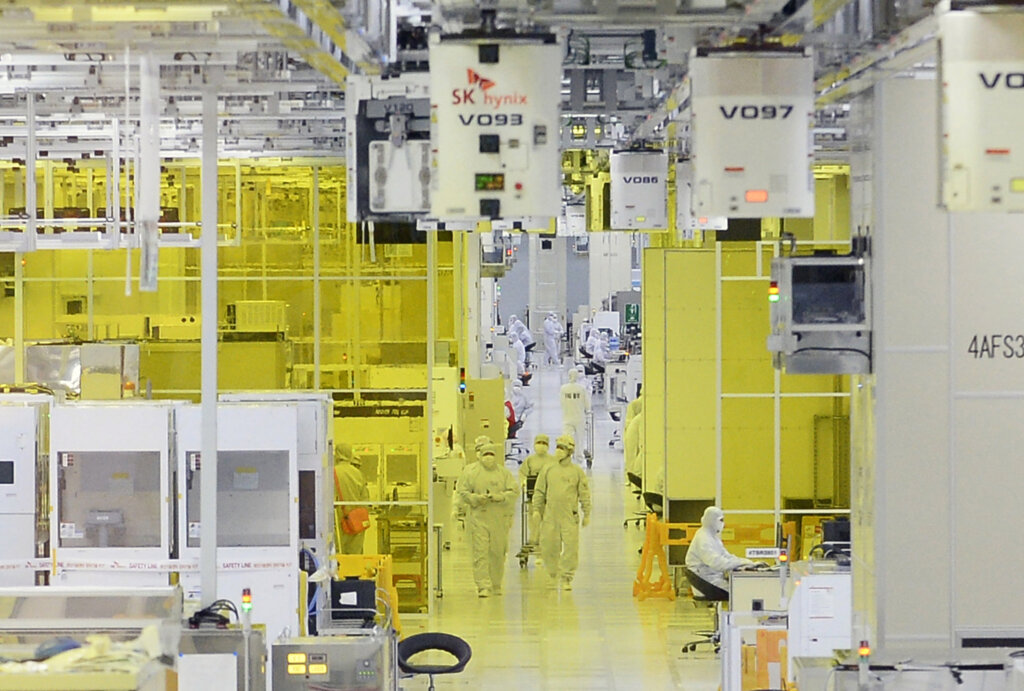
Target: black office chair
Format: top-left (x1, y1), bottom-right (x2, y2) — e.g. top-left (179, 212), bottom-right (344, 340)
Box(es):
top-left (641, 491), bottom-right (663, 516)
top-left (397, 632), bottom-right (472, 691)
top-left (682, 568), bottom-right (727, 654)
top-left (622, 473), bottom-right (646, 528)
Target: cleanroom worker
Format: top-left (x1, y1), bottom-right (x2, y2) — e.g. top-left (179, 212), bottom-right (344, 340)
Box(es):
top-left (456, 444), bottom-right (518, 597)
top-left (520, 434), bottom-right (556, 546)
top-left (334, 443), bottom-right (370, 554)
top-left (543, 312), bottom-right (564, 366)
top-left (533, 435), bottom-right (592, 591)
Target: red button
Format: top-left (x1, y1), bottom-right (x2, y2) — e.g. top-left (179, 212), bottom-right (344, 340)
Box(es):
top-left (515, 182), bottom-right (523, 190)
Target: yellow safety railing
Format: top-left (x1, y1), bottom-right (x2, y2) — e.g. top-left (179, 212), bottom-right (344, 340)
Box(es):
top-left (632, 515), bottom-right (700, 601)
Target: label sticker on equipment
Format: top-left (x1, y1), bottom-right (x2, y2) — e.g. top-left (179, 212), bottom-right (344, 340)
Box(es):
top-left (966, 334), bottom-right (1024, 359)
top-left (233, 467), bottom-right (259, 490)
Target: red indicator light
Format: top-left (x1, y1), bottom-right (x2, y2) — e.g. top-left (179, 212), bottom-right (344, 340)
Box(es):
top-left (514, 182), bottom-right (523, 191)
top-left (986, 148), bottom-right (1011, 156)
top-left (724, 166), bottom-right (745, 173)
top-left (745, 189), bottom-right (769, 203)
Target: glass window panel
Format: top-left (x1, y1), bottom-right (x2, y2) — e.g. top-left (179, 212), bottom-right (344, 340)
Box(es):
top-left (186, 450), bottom-right (291, 547)
top-left (57, 451), bottom-right (162, 548)
top-left (721, 398), bottom-right (774, 510)
top-left (722, 281), bottom-right (772, 394)
top-left (718, 512), bottom-right (778, 559)
top-left (781, 397), bottom-right (851, 511)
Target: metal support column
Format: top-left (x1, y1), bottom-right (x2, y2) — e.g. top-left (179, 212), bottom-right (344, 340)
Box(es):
top-left (200, 85), bottom-right (220, 606)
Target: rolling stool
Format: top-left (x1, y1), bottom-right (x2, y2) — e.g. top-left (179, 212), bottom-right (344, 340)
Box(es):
top-left (397, 632), bottom-right (472, 691)
top-left (681, 568), bottom-right (726, 654)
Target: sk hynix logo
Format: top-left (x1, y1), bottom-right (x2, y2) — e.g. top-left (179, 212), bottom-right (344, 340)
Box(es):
top-left (468, 69), bottom-right (495, 92)
top-left (451, 68), bottom-right (528, 109)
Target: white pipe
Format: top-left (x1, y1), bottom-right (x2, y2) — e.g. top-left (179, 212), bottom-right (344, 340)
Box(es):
top-left (111, 118), bottom-right (120, 243)
top-left (199, 85), bottom-right (219, 607)
top-left (124, 46), bottom-right (132, 296)
top-left (25, 96), bottom-right (36, 246)
top-left (138, 52), bottom-right (160, 292)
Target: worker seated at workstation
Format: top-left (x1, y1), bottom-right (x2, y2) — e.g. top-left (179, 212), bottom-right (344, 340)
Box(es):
top-left (684, 506), bottom-right (767, 600)
top-left (583, 329), bottom-right (608, 376)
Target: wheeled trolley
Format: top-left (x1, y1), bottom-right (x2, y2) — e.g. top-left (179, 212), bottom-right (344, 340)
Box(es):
top-left (516, 475), bottom-right (539, 568)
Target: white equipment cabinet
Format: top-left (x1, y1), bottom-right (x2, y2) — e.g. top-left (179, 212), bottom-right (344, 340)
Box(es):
top-left (610, 150), bottom-right (669, 229)
top-left (691, 47), bottom-right (815, 218)
top-left (675, 159), bottom-right (727, 239)
top-left (220, 391), bottom-right (334, 564)
top-left (786, 564), bottom-right (853, 680)
top-left (176, 403), bottom-right (300, 645)
top-left (0, 399), bottom-right (48, 586)
top-left (429, 31), bottom-right (562, 220)
top-left (50, 402), bottom-right (176, 587)
top-left (940, 9), bottom-right (1024, 212)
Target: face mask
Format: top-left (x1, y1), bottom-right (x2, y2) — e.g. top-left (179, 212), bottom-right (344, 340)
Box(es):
top-left (535, 443), bottom-right (549, 454)
top-left (480, 455), bottom-right (498, 470)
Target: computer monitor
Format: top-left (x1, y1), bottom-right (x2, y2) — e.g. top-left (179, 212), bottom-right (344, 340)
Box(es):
top-left (328, 578), bottom-right (377, 625)
top-left (822, 518), bottom-right (851, 544)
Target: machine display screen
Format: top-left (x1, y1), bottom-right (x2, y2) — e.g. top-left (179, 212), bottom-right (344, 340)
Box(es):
top-left (475, 173), bottom-right (505, 191)
top-left (791, 264), bottom-right (866, 326)
top-left (0, 460), bottom-right (12, 484)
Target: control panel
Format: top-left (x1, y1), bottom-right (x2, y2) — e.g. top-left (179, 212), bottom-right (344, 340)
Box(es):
top-left (430, 31), bottom-right (562, 220)
top-left (271, 634), bottom-right (393, 690)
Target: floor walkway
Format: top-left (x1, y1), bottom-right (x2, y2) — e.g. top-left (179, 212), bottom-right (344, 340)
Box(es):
top-left (402, 364), bottom-right (721, 689)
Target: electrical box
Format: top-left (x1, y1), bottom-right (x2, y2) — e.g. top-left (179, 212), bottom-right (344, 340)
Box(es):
top-left (691, 48), bottom-right (814, 218)
top-left (610, 151), bottom-right (669, 229)
top-left (346, 73), bottom-right (432, 221)
top-left (147, 314), bottom-right (200, 340)
top-left (227, 300), bottom-right (287, 333)
top-left (675, 159), bottom-right (727, 239)
top-left (940, 10), bottom-right (1024, 212)
top-left (429, 31), bottom-right (562, 220)
top-left (766, 254), bottom-right (871, 375)
top-left (560, 203), bottom-right (587, 236)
